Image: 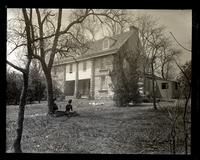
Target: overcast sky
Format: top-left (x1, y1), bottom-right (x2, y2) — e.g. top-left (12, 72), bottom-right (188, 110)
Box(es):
top-left (132, 9), bottom-right (192, 63)
top-left (7, 9), bottom-right (192, 68)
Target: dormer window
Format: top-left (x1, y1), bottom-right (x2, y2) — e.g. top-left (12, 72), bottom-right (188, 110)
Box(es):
top-left (103, 39), bottom-right (109, 50)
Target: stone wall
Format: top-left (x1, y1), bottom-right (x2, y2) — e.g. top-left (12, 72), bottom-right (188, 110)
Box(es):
top-left (93, 55), bottom-right (114, 99)
top-left (51, 28), bottom-right (143, 101)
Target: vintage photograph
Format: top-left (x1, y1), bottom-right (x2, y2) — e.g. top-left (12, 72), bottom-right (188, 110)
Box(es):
top-left (6, 9), bottom-right (191, 154)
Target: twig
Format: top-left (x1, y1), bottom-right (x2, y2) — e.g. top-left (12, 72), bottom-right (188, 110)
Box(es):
top-left (170, 32), bottom-right (191, 52)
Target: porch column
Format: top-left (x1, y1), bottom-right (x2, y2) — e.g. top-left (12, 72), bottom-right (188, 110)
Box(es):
top-left (74, 62), bottom-right (79, 98)
top-left (90, 58), bottom-right (95, 99)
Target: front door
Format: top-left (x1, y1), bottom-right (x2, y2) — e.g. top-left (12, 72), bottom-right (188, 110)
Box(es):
top-left (64, 80), bottom-right (75, 96)
top-left (78, 79), bottom-right (90, 96)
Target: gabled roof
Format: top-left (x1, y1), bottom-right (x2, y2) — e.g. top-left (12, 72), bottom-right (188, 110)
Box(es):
top-left (54, 30), bottom-right (133, 66)
top-left (85, 31), bottom-right (131, 55)
top-left (145, 73), bottom-right (177, 82)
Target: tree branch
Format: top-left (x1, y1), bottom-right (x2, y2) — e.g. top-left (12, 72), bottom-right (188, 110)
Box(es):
top-left (170, 32), bottom-right (191, 52)
top-left (8, 43), bottom-right (27, 55)
top-left (48, 9), bottom-right (62, 69)
top-left (22, 9), bottom-right (34, 58)
top-left (29, 9), bottom-right (39, 56)
top-left (173, 58), bottom-right (191, 86)
top-left (36, 9), bottom-right (45, 58)
top-left (7, 60), bottom-right (26, 73)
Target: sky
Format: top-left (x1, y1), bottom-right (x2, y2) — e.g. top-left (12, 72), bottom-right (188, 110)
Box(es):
top-left (132, 9), bottom-right (192, 63)
top-left (7, 9), bottom-right (192, 70)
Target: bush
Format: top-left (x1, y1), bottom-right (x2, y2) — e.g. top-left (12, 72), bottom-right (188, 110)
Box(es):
top-left (110, 53), bottom-right (141, 107)
top-left (142, 98), bottom-right (150, 103)
top-left (6, 71), bottom-right (22, 105)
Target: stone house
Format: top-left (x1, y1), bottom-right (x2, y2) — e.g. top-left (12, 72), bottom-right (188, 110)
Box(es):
top-left (52, 26), bottom-right (178, 100)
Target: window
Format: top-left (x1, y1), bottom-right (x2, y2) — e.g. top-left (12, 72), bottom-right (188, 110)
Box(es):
top-left (100, 58), bottom-right (105, 69)
top-left (83, 61), bottom-right (87, 71)
top-left (69, 64), bottom-right (73, 73)
top-left (103, 39), bottom-right (109, 50)
top-left (161, 83), bottom-right (168, 89)
top-left (100, 76), bottom-right (107, 90)
top-left (175, 82), bottom-right (178, 90)
top-left (100, 57), bottom-right (108, 71)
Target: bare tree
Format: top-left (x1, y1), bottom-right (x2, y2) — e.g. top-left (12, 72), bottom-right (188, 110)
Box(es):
top-left (141, 24), bottom-right (166, 109)
top-left (160, 59), bottom-right (191, 154)
top-left (7, 60), bottom-right (31, 153)
top-left (9, 9), bottom-right (125, 114)
top-left (153, 37), bottom-right (181, 80)
top-left (158, 32), bottom-right (191, 154)
top-left (103, 10), bottom-right (130, 36)
top-left (29, 59), bottom-right (46, 103)
top-left (132, 14), bottom-right (179, 109)
top-left (6, 8), bottom-right (35, 152)
top-left (174, 59), bottom-right (191, 154)
top-left (80, 17), bottom-right (100, 41)
top-left (170, 32), bottom-right (191, 154)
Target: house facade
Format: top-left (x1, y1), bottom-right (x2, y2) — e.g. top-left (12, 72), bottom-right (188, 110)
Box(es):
top-left (52, 26), bottom-right (178, 100)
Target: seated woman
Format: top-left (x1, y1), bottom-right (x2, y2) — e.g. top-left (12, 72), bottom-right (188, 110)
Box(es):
top-left (65, 99), bottom-right (73, 113)
top-left (52, 98), bottom-right (58, 113)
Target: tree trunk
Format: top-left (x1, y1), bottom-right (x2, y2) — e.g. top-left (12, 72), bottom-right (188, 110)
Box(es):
top-left (161, 64), bottom-right (165, 80)
top-left (43, 69), bottom-right (54, 114)
top-left (151, 62), bottom-right (157, 110)
top-left (38, 95), bottom-right (41, 104)
top-left (152, 79), bottom-right (157, 109)
top-left (13, 73), bottom-right (28, 153)
top-left (38, 82), bottom-right (41, 103)
top-left (183, 86), bottom-right (191, 154)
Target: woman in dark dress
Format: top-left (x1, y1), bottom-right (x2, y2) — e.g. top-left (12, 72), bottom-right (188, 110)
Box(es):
top-left (65, 99), bottom-right (73, 113)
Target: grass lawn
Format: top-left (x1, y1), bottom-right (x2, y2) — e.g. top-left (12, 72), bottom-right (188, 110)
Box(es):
top-left (6, 99), bottom-right (189, 154)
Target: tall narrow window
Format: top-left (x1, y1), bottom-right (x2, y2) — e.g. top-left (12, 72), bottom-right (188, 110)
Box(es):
top-left (100, 76), bottom-right (107, 90)
top-left (83, 61), bottom-right (87, 71)
top-left (175, 82), bottom-right (178, 90)
top-left (100, 57), bottom-right (106, 70)
top-left (103, 39), bottom-right (109, 50)
top-left (69, 64), bottom-right (73, 73)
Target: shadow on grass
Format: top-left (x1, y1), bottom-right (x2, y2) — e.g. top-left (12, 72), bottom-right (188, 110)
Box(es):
top-left (53, 111), bottom-right (79, 117)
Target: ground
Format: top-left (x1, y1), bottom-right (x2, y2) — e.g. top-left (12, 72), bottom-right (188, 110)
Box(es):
top-left (6, 99), bottom-right (190, 154)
